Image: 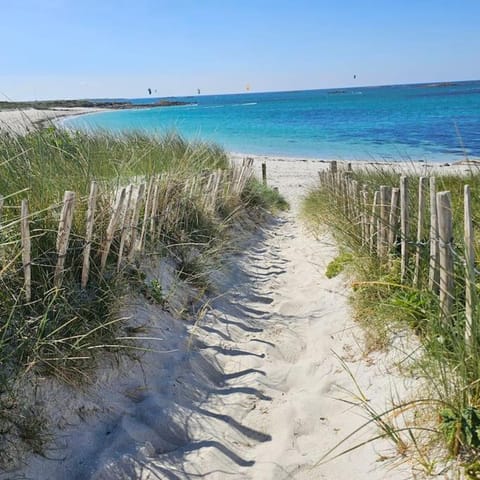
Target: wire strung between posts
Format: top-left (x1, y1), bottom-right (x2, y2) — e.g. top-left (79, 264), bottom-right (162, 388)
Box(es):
top-left (437, 240), bottom-right (480, 277)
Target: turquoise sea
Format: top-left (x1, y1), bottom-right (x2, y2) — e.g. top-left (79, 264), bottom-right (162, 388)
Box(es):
top-left (63, 81), bottom-right (480, 163)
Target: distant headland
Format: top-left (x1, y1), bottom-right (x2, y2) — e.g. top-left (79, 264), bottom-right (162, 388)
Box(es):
top-left (0, 98), bottom-right (190, 111)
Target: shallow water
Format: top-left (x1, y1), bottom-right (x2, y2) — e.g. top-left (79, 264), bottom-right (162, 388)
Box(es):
top-left (63, 81), bottom-right (480, 162)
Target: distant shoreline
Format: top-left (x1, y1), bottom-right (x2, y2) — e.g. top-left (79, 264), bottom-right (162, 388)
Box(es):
top-left (0, 98), bottom-right (191, 111)
top-left (0, 98), bottom-right (192, 135)
top-left (0, 99), bottom-right (192, 134)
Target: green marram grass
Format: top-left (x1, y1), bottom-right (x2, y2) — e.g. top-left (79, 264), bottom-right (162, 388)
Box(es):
top-left (302, 163), bottom-right (480, 471)
top-left (0, 127), bottom-right (286, 466)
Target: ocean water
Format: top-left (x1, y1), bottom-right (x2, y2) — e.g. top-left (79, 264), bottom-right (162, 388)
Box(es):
top-left (63, 81), bottom-right (480, 162)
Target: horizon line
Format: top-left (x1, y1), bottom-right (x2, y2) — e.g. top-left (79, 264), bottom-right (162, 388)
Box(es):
top-left (4, 77), bottom-right (480, 103)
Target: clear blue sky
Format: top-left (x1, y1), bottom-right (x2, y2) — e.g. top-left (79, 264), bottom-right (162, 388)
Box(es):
top-left (1, 0), bottom-right (479, 100)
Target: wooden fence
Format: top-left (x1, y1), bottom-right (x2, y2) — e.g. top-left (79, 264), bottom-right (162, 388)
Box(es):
top-left (3, 158), bottom-right (254, 302)
top-left (319, 161), bottom-right (477, 343)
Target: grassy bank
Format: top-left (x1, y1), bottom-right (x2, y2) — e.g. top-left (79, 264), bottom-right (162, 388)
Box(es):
top-left (303, 164), bottom-right (480, 474)
top-left (0, 127), bottom-right (286, 468)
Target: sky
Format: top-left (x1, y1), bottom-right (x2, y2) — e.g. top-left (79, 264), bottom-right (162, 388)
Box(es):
top-left (1, 0), bottom-right (479, 100)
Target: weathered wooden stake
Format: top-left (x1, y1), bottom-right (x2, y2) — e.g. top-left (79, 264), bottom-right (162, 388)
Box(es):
top-left (100, 187), bottom-right (126, 273)
top-left (261, 162), bottom-right (267, 186)
top-left (81, 181), bottom-right (98, 289)
top-left (128, 183), bottom-right (145, 260)
top-left (343, 175), bottom-right (350, 217)
top-left (361, 189), bottom-right (368, 246)
top-left (371, 190), bottom-right (380, 255)
top-left (437, 191), bottom-right (454, 325)
top-left (388, 187), bottom-right (400, 250)
top-left (379, 185), bottom-right (392, 258)
top-left (362, 185), bottom-right (369, 248)
top-left (54, 191), bottom-right (76, 288)
top-left (330, 160), bottom-right (337, 175)
top-left (139, 177), bottom-right (154, 252)
top-left (428, 177), bottom-right (440, 292)
top-left (149, 178), bottom-right (160, 236)
top-left (351, 179), bottom-right (359, 220)
top-left (21, 199), bottom-right (31, 302)
top-left (464, 185), bottom-right (475, 344)
top-left (117, 185), bottom-right (134, 271)
top-left (400, 176), bottom-right (409, 282)
top-left (413, 177), bottom-right (427, 287)
top-left (208, 170), bottom-right (222, 212)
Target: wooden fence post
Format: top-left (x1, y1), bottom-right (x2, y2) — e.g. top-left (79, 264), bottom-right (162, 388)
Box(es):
top-left (149, 177), bottom-right (160, 236)
top-left (208, 170), bottom-right (222, 212)
top-left (343, 175), bottom-right (350, 217)
top-left (117, 185), bottom-right (134, 271)
top-left (400, 176), bottom-right (409, 283)
top-left (413, 177), bottom-right (428, 288)
top-left (362, 184), bottom-right (369, 248)
top-left (371, 190), bottom-right (380, 255)
top-left (351, 179), bottom-right (359, 220)
top-left (128, 183), bottom-right (145, 260)
top-left (464, 185), bottom-right (475, 344)
top-left (330, 160), bottom-right (337, 175)
top-left (139, 176), bottom-right (154, 253)
top-left (437, 191), bottom-right (454, 325)
top-left (54, 191), bottom-right (76, 288)
top-left (203, 173), bottom-right (215, 210)
top-left (428, 177), bottom-right (440, 292)
top-left (262, 162), bottom-right (267, 186)
top-left (388, 187), bottom-right (400, 251)
top-left (237, 159), bottom-right (253, 195)
top-left (81, 181), bottom-right (98, 289)
top-left (379, 185), bottom-right (392, 258)
top-left (100, 187), bottom-right (126, 273)
top-left (20, 199), bottom-right (31, 302)
top-left (361, 188), bottom-right (369, 247)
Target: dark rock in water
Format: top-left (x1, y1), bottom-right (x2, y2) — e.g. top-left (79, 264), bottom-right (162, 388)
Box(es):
top-left (423, 82), bottom-right (458, 88)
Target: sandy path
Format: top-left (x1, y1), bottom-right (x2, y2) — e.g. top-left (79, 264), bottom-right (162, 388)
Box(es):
top-left (0, 159), bottom-right (417, 479)
top-left (151, 217), bottom-right (413, 479)
top-left (133, 164), bottom-right (415, 479)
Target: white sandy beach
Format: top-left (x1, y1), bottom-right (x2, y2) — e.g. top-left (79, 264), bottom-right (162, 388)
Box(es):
top-left (0, 109), bottom-right (464, 479)
top-left (0, 107), bottom-right (105, 135)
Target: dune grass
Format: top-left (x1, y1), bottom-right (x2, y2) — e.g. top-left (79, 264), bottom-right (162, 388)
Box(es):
top-left (0, 126), bottom-right (287, 466)
top-left (302, 163), bottom-right (480, 472)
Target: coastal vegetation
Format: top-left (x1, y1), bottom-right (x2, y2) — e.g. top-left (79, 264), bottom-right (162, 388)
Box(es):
top-left (0, 98), bottom-right (189, 110)
top-left (303, 163), bottom-right (480, 474)
top-left (0, 127), bottom-right (286, 468)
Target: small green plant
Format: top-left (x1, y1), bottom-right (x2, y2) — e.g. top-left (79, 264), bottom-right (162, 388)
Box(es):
top-left (465, 461), bottom-right (480, 479)
top-left (440, 406), bottom-right (480, 455)
top-left (148, 279), bottom-right (164, 305)
top-left (241, 178), bottom-right (289, 212)
top-left (325, 252), bottom-right (353, 278)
